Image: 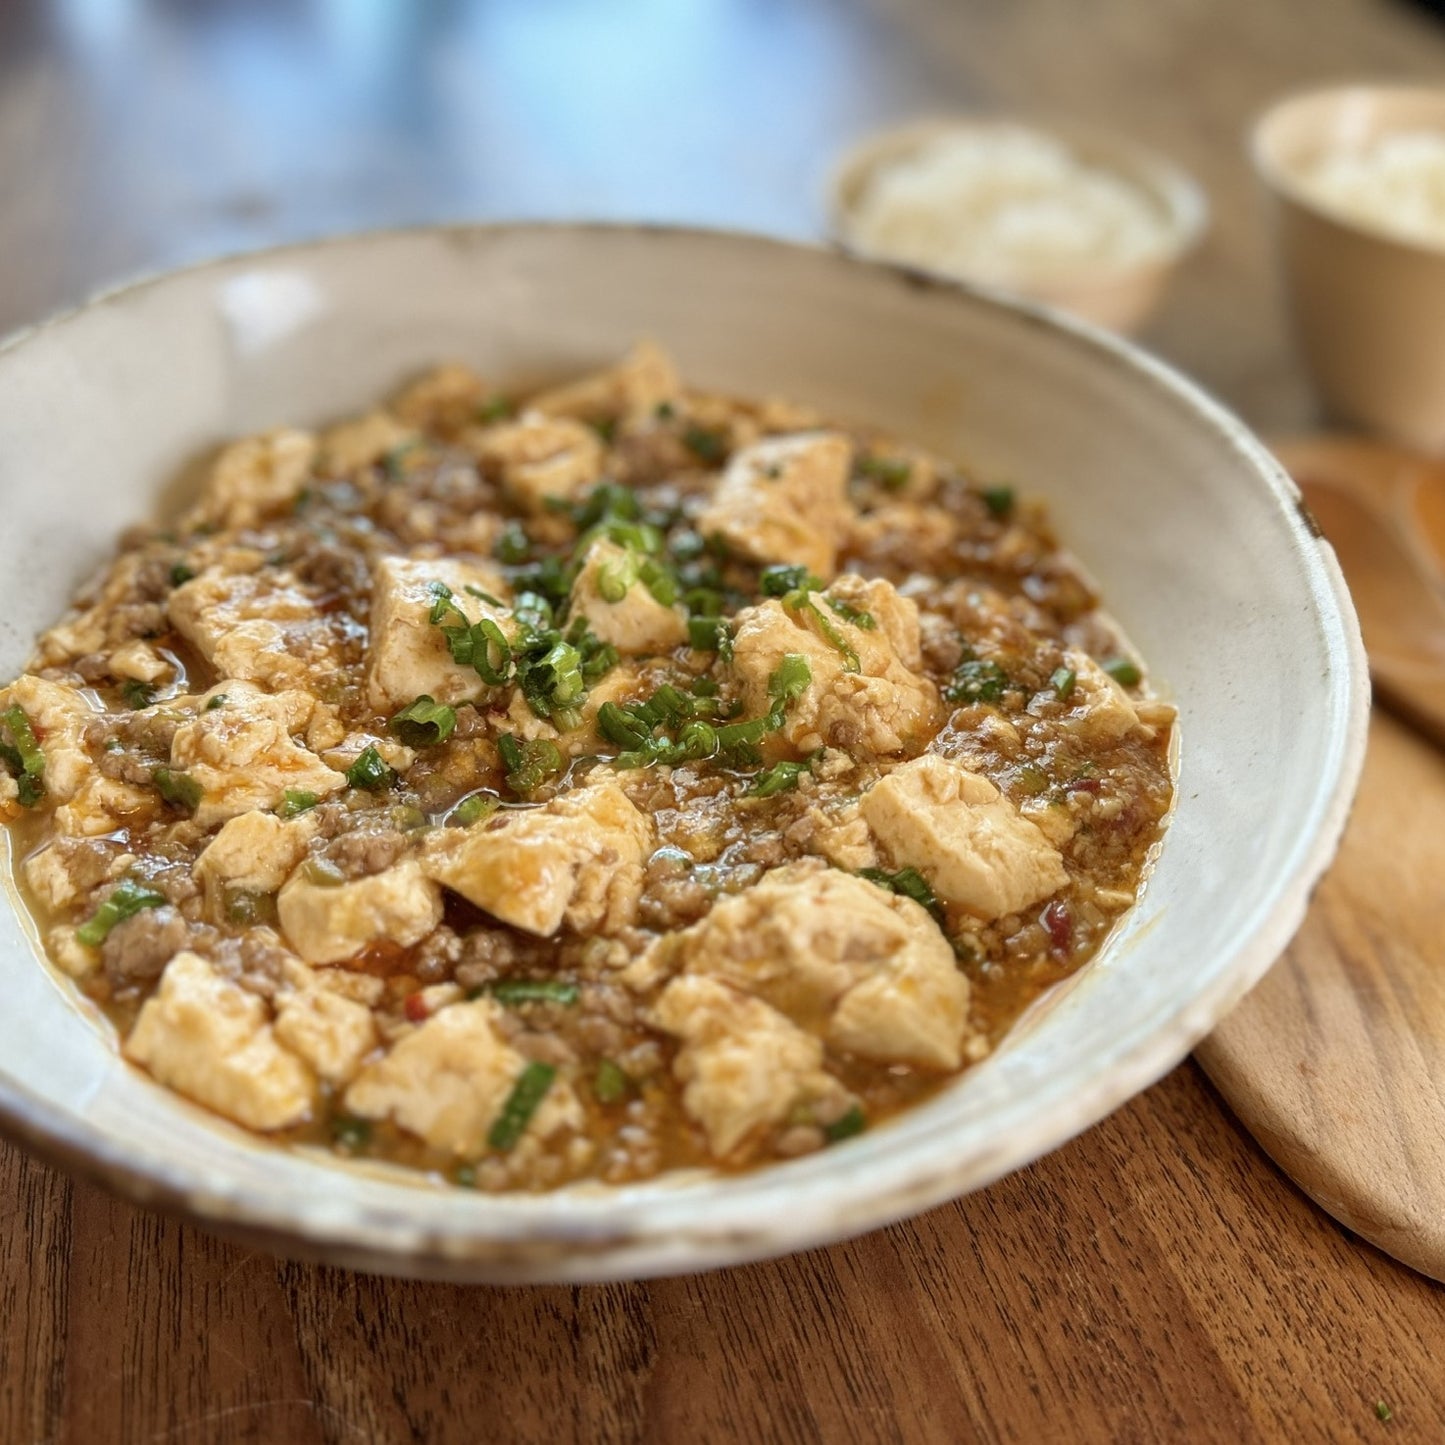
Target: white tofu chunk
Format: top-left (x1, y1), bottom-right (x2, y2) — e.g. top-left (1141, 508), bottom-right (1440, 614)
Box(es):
top-left (193, 810), bottom-right (319, 897)
top-left (124, 952), bottom-right (315, 1130)
top-left (273, 986), bottom-right (378, 1085)
top-left (317, 410), bottom-right (417, 477)
top-left (391, 362), bottom-right (492, 433)
top-left (529, 340), bottom-right (679, 425)
top-left (695, 432), bottom-right (853, 580)
top-left (169, 683), bottom-right (347, 827)
top-left (650, 975), bottom-right (850, 1157)
top-left (468, 412), bottom-right (603, 513)
top-left (277, 858), bottom-right (444, 966)
top-left (365, 555), bottom-right (512, 713)
top-left (422, 774), bottom-right (651, 937)
top-left (568, 539), bottom-right (687, 655)
top-left (343, 999), bottom-right (582, 1157)
top-left (651, 861), bottom-right (971, 1071)
top-left (193, 428), bottom-right (317, 531)
top-left (168, 567), bottom-right (341, 692)
top-left (859, 753), bottom-right (1069, 920)
top-left (729, 577), bottom-right (941, 760)
top-left (1056, 650), bottom-right (1153, 745)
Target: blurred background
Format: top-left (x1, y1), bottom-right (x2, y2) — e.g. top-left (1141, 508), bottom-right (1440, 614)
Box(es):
top-left (1, 0), bottom-right (1443, 429)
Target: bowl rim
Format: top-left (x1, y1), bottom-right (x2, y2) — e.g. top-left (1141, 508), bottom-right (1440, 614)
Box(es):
top-left (0, 221), bottom-right (1369, 1281)
top-left (1250, 81), bottom-right (1445, 259)
top-left (824, 113), bottom-right (1210, 290)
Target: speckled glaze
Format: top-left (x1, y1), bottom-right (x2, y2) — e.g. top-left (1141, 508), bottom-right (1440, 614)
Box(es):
top-left (0, 225), bottom-right (1367, 1282)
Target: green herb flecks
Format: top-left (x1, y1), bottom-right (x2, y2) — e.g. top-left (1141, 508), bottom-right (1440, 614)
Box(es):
top-left (476, 394), bottom-right (512, 424)
top-left (152, 767), bottom-right (202, 813)
top-left (1049, 666), bottom-right (1077, 701)
top-left (169, 563), bottom-right (195, 587)
top-left (332, 1116), bottom-right (373, 1153)
top-left (277, 789), bottom-right (319, 819)
top-left (824, 1105), bottom-right (867, 1143)
top-left (488, 1061), bottom-right (557, 1152)
top-left (982, 484), bottom-right (1015, 519)
top-left (390, 694), bottom-right (458, 747)
top-left (760, 564), bottom-right (822, 597)
top-left (120, 679), bottom-right (158, 709)
top-left (858, 866), bottom-right (943, 923)
top-left (682, 424), bottom-right (727, 465)
top-left (748, 757), bottom-right (813, 798)
top-left (1103, 656), bottom-right (1142, 687)
top-left (826, 597), bottom-right (876, 630)
top-left (485, 979), bottom-right (581, 1007)
top-left (345, 745), bottom-right (396, 792)
top-left (76, 878), bottom-right (167, 948)
top-left (944, 657), bottom-right (1009, 704)
top-left (497, 734), bottom-right (564, 796)
top-left (205, 693), bottom-right (229, 711)
top-left (593, 1059), bottom-right (629, 1104)
top-left (0, 705), bottom-right (46, 808)
top-left (494, 520), bottom-right (531, 565)
top-left (450, 792), bottom-right (499, 827)
top-left (856, 455), bottom-right (912, 491)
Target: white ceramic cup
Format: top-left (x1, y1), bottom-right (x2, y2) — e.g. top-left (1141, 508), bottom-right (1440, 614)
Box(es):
top-left (1253, 85), bottom-right (1445, 454)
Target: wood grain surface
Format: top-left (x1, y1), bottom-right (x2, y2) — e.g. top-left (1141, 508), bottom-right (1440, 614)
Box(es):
top-left (4, 1), bottom-right (1445, 1441)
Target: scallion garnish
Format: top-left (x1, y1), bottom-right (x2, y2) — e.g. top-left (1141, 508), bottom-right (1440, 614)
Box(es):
top-left (276, 789), bottom-right (319, 818)
top-left (169, 563), bottom-right (195, 587)
top-left (748, 758), bottom-right (811, 797)
top-left (494, 520), bottom-right (531, 565)
top-left (858, 866), bottom-right (943, 922)
top-left (1050, 666), bottom-right (1077, 700)
top-left (76, 878), bottom-right (166, 947)
top-left (488, 1061), bottom-right (557, 1152)
top-left (152, 767), bottom-right (202, 812)
top-left (345, 745), bottom-right (395, 791)
top-left (824, 1105), bottom-right (867, 1143)
top-left (450, 792), bottom-right (499, 826)
top-left (121, 679), bottom-right (158, 709)
top-left (681, 424), bottom-right (727, 465)
top-left (760, 564), bottom-right (822, 597)
top-left (485, 979), bottom-right (581, 1007)
top-left (826, 597), bottom-right (877, 630)
top-left (1, 704), bottom-right (46, 807)
top-left (593, 1059), bottom-right (629, 1104)
top-left (389, 695), bottom-right (458, 747)
top-left (944, 657), bottom-right (1009, 704)
top-left (982, 484), bottom-right (1015, 519)
top-left (1103, 656), bottom-right (1142, 687)
top-left (497, 734), bottom-right (564, 796)
top-left (856, 455), bottom-right (911, 491)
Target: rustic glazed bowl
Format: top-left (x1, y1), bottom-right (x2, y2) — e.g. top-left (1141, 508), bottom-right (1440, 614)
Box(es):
top-left (0, 225), bottom-right (1366, 1282)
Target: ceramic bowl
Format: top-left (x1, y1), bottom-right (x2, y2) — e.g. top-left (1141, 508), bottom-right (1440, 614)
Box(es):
top-left (0, 225), bottom-right (1366, 1282)
top-left (1253, 85), bottom-right (1445, 452)
top-left (827, 117), bottom-right (1208, 334)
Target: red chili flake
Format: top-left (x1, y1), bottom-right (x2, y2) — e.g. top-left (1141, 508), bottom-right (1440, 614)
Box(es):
top-left (404, 993), bottom-right (429, 1023)
top-left (1042, 900), bottom-right (1073, 954)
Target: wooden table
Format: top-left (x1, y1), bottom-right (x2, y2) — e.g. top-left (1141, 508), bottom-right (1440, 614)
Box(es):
top-left (3, 1), bottom-right (1444, 1439)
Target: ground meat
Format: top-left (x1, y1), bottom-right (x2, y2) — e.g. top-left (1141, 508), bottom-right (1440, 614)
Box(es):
top-left (320, 821), bottom-right (409, 878)
top-left (454, 927), bottom-right (553, 990)
top-left (102, 906), bottom-right (190, 991)
top-left (208, 927), bottom-right (296, 999)
top-left (290, 539), bottom-right (372, 603)
top-left (411, 925), bottom-right (462, 984)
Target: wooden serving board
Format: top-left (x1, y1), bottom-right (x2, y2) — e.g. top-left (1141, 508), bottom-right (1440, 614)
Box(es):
top-left (1196, 438), bottom-right (1445, 1282)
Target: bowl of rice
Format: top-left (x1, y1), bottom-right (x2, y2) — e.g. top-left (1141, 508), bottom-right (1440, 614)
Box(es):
top-left (827, 117), bottom-right (1207, 334)
top-left (1254, 84), bottom-right (1445, 452)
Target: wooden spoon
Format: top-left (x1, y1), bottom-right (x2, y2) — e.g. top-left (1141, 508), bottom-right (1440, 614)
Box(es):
top-left (1196, 435), bottom-right (1445, 1282)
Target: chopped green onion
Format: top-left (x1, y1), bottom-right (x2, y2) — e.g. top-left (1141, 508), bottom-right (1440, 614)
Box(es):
top-left (589, 416), bottom-right (618, 444)
top-left (277, 789), bottom-right (319, 818)
top-left (382, 440), bottom-right (421, 480)
top-left (688, 615), bottom-right (731, 652)
top-left (654, 400), bottom-right (675, 421)
top-left (748, 759), bottom-right (811, 797)
top-left (464, 584), bottom-right (505, 608)
top-left (1, 705), bottom-right (46, 807)
top-left (486, 979), bottom-right (581, 1007)
top-left (826, 597), bottom-right (877, 630)
top-left (454, 1164), bottom-right (477, 1188)
top-left (1049, 666), bottom-right (1077, 700)
top-left (761, 564), bottom-right (821, 597)
top-left (205, 693), bottom-right (228, 711)
top-left (121, 679), bottom-right (158, 709)
top-left (982, 484), bottom-right (1015, 518)
top-left (593, 1059), bottom-right (629, 1104)
top-left (76, 878), bottom-right (166, 947)
top-left (681, 424), bottom-right (727, 465)
top-left (859, 866), bottom-right (943, 922)
top-left (572, 482), bottom-right (640, 529)
top-left (345, 745), bottom-right (395, 791)
top-left (768, 653), bottom-right (813, 710)
top-left (488, 1061), bottom-right (557, 1152)
top-left (450, 792), bottom-right (499, 826)
top-left (476, 394), bottom-right (512, 423)
top-left (1103, 656), bottom-right (1142, 687)
top-left (152, 768), bottom-right (202, 812)
top-left (223, 888), bottom-right (278, 927)
top-left (331, 1116), bottom-right (373, 1153)
top-left (944, 658), bottom-right (1009, 704)
top-left (787, 594), bottom-right (860, 672)
top-left (302, 857), bottom-right (347, 888)
top-left (498, 734), bottom-right (564, 795)
top-left (169, 563), bottom-right (195, 587)
top-left (389, 695), bottom-right (458, 747)
top-left (824, 1105), bottom-right (867, 1143)
top-left (857, 455), bottom-right (911, 491)
top-left (596, 551), bottom-right (636, 603)
top-left (494, 520), bottom-right (531, 565)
